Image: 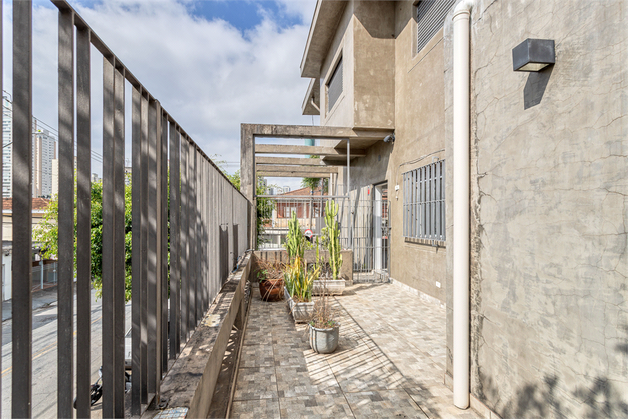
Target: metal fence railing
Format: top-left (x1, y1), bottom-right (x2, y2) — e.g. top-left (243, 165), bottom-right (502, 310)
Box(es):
top-left (6, 1), bottom-right (251, 417)
top-left (257, 192), bottom-right (389, 278)
top-left (31, 261), bottom-right (57, 291)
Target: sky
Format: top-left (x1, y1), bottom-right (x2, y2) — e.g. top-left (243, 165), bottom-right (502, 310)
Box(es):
top-left (2, 0), bottom-right (319, 190)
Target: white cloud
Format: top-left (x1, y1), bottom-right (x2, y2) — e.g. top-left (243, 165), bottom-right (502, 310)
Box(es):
top-left (4, 0), bottom-right (318, 185)
top-left (72, 0), bottom-right (317, 172)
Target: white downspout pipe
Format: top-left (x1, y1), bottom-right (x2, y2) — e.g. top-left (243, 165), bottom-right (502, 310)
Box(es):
top-left (453, 0), bottom-right (474, 410)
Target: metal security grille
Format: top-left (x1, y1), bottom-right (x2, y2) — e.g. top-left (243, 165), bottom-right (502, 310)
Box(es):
top-left (403, 160), bottom-right (445, 242)
top-left (416, 0), bottom-right (455, 54)
top-left (327, 57), bottom-right (343, 111)
top-left (257, 192), bottom-right (390, 281)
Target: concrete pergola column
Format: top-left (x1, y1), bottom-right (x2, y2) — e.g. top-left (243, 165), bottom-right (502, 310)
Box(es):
top-left (240, 124), bottom-right (256, 249)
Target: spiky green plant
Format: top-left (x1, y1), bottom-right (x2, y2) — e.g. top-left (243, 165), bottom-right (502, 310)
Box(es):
top-left (322, 200), bottom-right (343, 280)
top-left (285, 211), bottom-right (305, 261)
top-left (284, 256), bottom-right (319, 302)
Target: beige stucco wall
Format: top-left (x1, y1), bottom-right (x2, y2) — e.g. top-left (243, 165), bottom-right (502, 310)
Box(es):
top-left (443, 0), bottom-right (628, 416)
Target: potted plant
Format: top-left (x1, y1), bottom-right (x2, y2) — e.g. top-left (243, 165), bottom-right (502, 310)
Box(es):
top-left (257, 259), bottom-right (284, 302)
top-left (308, 276), bottom-right (339, 354)
top-left (312, 200), bottom-right (345, 295)
top-left (283, 256), bottom-right (320, 322)
top-left (285, 212), bottom-right (305, 262)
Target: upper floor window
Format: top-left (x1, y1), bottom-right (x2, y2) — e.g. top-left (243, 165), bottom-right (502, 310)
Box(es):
top-left (327, 57), bottom-right (343, 112)
top-left (416, 0), bottom-right (455, 54)
top-left (403, 160), bottom-right (445, 242)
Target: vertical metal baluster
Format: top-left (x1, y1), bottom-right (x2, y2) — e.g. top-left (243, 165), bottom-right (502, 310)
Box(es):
top-left (140, 91), bottom-right (149, 405)
top-left (57, 7), bottom-right (74, 418)
top-left (161, 112), bottom-right (168, 375)
top-left (169, 125), bottom-right (180, 358)
top-left (189, 148), bottom-right (196, 330)
top-left (196, 152), bottom-right (202, 323)
top-left (180, 138), bottom-right (188, 342)
top-left (147, 98), bottom-right (158, 396)
top-left (113, 63), bottom-right (126, 418)
top-left (102, 55), bottom-right (116, 419)
top-left (131, 85), bottom-right (142, 416)
top-left (208, 166), bottom-right (215, 304)
top-left (154, 101), bottom-right (163, 398)
top-left (12, 1), bottom-right (33, 416)
top-left (204, 160), bottom-right (209, 311)
top-left (199, 158), bottom-right (205, 315)
top-left (76, 22), bottom-right (92, 419)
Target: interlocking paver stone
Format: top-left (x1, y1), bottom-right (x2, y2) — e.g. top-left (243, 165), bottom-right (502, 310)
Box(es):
top-left (232, 283), bottom-right (481, 418)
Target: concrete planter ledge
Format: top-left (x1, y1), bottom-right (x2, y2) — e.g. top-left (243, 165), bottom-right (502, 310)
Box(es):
top-left (152, 253), bottom-right (252, 419)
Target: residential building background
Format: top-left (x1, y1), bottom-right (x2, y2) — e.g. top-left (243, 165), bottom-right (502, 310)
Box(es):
top-left (295, 0), bottom-right (627, 417)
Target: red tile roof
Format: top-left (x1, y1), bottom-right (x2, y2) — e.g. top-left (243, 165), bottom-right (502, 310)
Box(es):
top-left (280, 186), bottom-right (324, 196)
top-left (3, 198), bottom-right (51, 211)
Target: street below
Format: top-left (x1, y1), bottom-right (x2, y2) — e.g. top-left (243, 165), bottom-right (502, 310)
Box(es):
top-left (1, 288), bottom-right (132, 418)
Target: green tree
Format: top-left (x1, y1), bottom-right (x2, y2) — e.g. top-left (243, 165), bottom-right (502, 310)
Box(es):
top-left (34, 176), bottom-right (133, 301)
top-left (221, 169), bottom-right (273, 248)
top-left (301, 155), bottom-right (328, 194)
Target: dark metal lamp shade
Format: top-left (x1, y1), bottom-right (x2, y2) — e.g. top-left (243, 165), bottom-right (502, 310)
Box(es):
top-left (512, 39), bottom-right (555, 72)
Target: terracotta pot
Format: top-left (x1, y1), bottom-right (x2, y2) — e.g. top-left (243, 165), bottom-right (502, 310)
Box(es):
top-left (259, 279), bottom-right (284, 301)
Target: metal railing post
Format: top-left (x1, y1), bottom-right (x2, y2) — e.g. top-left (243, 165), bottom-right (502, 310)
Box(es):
top-left (57, 7), bottom-right (74, 417)
top-left (131, 85), bottom-right (143, 416)
top-left (169, 125), bottom-right (181, 359)
top-left (180, 138), bottom-right (189, 342)
top-left (140, 91), bottom-right (149, 405)
top-left (75, 21), bottom-right (92, 419)
top-left (12, 1), bottom-right (33, 416)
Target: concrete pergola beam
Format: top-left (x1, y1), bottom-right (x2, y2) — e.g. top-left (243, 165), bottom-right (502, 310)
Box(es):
top-left (255, 144), bottom-right (366, 157)
top-left (257, 171), bottom-right (333, 178)
top-left (256, 156), bottom-right (346, 166)
top-left (256, 165), bottom-right (338, 175)
top-left (244, 123), bottom-right (392, 141)
top-left (241, 123), bottom-right (390, 248)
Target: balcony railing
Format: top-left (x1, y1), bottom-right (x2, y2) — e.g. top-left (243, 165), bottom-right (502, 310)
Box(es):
top-left (7, 1), bottom-right (251, 417)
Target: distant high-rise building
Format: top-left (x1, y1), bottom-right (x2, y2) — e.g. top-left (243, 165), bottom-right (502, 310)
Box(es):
top-left (2, 99), bottom-right (58, 198)
top-left (32, 123), bottom-right (57, 198)
top-left (2, 98), bottom-right (12, 198)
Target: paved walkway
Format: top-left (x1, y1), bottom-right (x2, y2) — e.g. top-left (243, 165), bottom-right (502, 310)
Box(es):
top-left (230, 283), bottom-right (480, 419)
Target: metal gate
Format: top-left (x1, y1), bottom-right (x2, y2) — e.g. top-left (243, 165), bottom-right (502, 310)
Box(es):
top-left (257, 187), bottom-right (390, 281)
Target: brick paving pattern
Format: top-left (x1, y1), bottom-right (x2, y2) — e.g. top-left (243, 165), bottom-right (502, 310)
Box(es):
top-left (230, 283), bottom-right (481, 419)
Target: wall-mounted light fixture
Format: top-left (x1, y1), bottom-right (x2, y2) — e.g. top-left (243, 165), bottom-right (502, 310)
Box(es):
top-left (512, 38), bottom-right (555, 72)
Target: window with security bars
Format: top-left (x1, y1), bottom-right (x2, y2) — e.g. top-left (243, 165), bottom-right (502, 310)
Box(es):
top-left (416, 0), bottom-right (455, 54)
top-left (403, 160), bottom-right (446, 241)
top-left (327, 57), bottom-right (343, 112)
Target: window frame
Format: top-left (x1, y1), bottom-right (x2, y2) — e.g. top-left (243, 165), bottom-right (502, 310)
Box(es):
top-left (402, 159), bottom-right (446, 243)
top-left (326, 55), bottom-right (343, 114)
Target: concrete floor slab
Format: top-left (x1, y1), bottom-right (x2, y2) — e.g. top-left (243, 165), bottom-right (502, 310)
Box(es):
top-left (230, 283), bottom-right (481, 419)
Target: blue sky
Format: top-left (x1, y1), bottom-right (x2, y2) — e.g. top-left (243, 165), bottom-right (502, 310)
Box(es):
top-left (5, 0), bottom-right (318, 188)
top-left (189, 1), bottom-right (304, 31)
top-left (66, 0), bottom-right (309, 32)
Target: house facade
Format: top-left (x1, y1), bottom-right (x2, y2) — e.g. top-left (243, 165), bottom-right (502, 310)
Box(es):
top-left (297, 0), bottom-right (627, 417)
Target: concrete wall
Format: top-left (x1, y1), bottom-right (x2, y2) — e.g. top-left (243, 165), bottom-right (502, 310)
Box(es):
top-left (329, 0), bottom-right (448, 302)
top-left (444, 0), bottom-right (628, 417)
top-left (319, 1), bottom-right (395, 130)
top-left (320, 2), bottom-right (354, 127)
